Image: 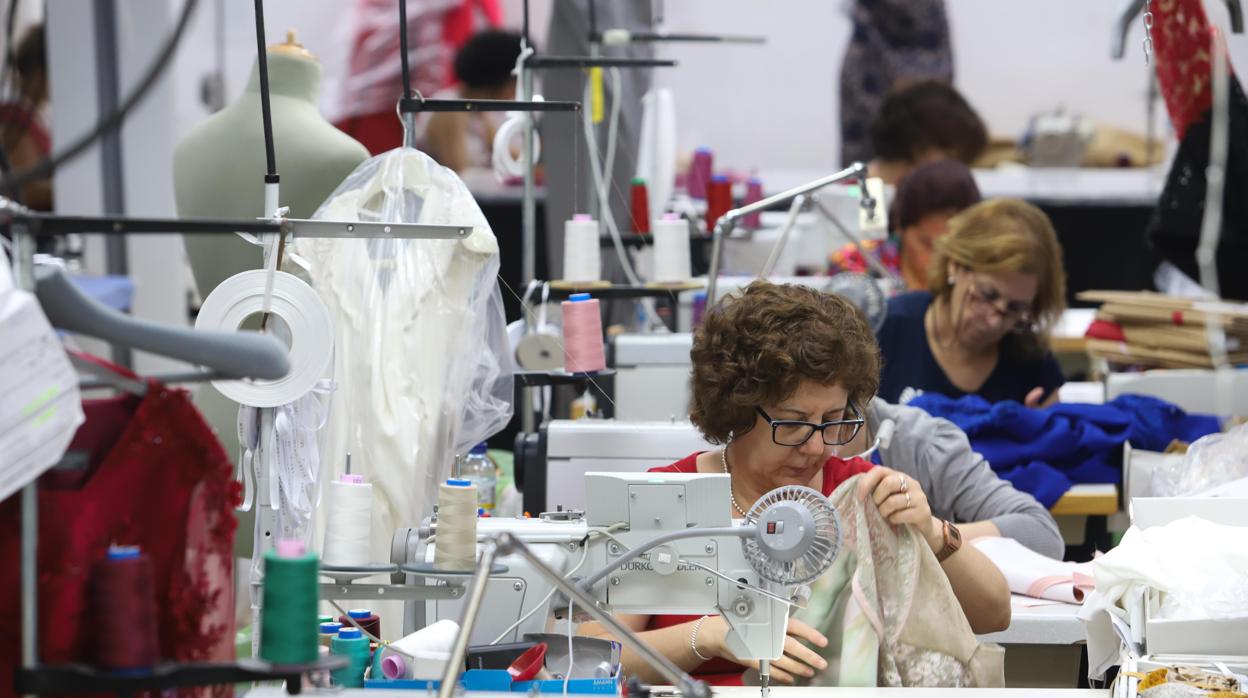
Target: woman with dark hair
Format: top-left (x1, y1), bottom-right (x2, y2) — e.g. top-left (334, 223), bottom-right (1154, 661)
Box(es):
top-left (0, 24), bottom-right (52, 209)
top-left (867, 80), bottom-right (988, 185)
top-left (828, 158), bottom-right (981, 290)
top-left (579, 282), bottom-right (1010, 685)
top-left (877, 198), bottom-right (1068, 407)
top-left (418, 29), bottom-right (521, 174)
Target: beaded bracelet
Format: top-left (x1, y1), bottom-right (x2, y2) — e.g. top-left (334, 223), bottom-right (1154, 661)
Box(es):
top-left (690, 615), bottom-right (712, 662)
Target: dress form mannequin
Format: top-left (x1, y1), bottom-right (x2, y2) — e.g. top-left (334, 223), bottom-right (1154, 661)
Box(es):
top-left (173, 33), bottom-right (367, 559)
top-left (174, 31), bottom-right (369, 297)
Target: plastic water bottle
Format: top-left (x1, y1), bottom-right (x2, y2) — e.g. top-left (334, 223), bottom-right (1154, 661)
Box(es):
top-left (456, 443), bottom-right (496, 512)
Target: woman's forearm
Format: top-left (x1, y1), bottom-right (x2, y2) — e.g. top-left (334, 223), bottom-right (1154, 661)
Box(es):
top-left (937, 538), bottom-right (1012, 633)
top-left (579, 620), bottom-right (707, 684)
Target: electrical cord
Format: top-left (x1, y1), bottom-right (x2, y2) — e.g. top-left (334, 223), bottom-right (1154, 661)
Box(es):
top-left (252, 0), bottom-right (277, 180)
top-left (398, 0), bottom-right (412, 99)
top-left (0, 0), bottom-right (200, 193)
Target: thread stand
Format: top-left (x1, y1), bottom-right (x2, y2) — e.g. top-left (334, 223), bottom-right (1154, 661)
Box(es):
top-left (514, 368), bottom-right (616, 389)
top-left (319, 563), bottom-right (474, 602)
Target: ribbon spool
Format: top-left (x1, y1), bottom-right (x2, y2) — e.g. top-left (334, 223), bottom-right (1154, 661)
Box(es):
top-left (91, 546), bottom-right (159, 670)
top-left (562, 294), bottom-right (606, 373)
top-left (561, 215), bottom-right (602, 283)
top-left (515, 281), bottom-right (562, 371)
top-left (322, 474), bottom-right (373, 567)
top-left (651, 214), bottom-right (692, 284)
top-left (259, 539), bottom-right (320, 665)
top-left (433, 479), bottom-right (478, 572)
top-left (195, 269), bottom-right (334, 408)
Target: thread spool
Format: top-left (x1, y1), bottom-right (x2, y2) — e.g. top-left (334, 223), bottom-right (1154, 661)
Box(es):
top-left (319, 622), bottom-right (343, 648)
top-left (330, 627), bottom-right (371, 687)
top-left (378, 620), bottom-right (460, 680)
top-left (259, 539), bottom-right (320, 665)
top-left (90, 545), bottom-right (159, 670)
top-left (630, 179), bottom-right (651, 234)
top-left (322, 474), bottom-right (373, 567)
top-left (706, 175), bottom-right (733, 233)
top-left (561, 214), bottom-right (602, 283)
top-left (651, 214), bottom-right (692, 284)
top-left (689, 147), bottom-right (713, 200)
top-left (338, 608), bottom-right (381, 641)
top-left (743, 178), bottom-right (764, 229)
top-left (433, 479), bottom-right (479, 571)
top-left (561, 294), bottom-right (606, 373)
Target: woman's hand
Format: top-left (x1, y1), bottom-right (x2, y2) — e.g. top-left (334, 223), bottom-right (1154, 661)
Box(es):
top-left (702, 616), bottom-right (829, 684)
top-left (855, 466), bottom-right (943, 553)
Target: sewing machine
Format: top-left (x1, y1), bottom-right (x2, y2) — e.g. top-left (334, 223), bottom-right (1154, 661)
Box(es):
top-left (393, 471), bottom-right (841, 696)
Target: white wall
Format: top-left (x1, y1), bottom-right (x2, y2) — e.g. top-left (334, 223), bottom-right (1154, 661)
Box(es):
top-left (166, 1), bottom-right (1248, 176)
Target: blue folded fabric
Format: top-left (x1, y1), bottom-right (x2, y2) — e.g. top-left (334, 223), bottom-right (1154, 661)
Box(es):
top-left (909, 393), bottom-right (1221, 504)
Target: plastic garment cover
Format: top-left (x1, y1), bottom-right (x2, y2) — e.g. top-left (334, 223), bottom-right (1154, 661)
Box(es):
top-left (1153, 421), bottom-right (1248, 497)
top-left (292, 146), bottom-right (513, 564)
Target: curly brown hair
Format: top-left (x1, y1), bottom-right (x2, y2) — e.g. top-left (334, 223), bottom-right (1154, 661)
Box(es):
top-left (689, 281), bottom-right (881, 445)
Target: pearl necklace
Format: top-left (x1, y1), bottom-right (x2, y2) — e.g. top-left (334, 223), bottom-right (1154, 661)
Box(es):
top-left (720, 447), bottom-right (748, 517)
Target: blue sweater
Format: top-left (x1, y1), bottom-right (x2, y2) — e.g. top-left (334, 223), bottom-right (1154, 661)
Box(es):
top-left (908, 393), bottom-right (1221, 507)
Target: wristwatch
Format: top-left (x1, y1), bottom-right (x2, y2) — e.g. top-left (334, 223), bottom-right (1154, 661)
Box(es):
top-left (935, 520), bottom-right (962, 562)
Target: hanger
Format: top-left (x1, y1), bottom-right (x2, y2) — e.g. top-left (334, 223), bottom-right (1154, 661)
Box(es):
top-left (34, 264), bottom-right (290, 381)
top-left (1113, 0), bottom-right (1243, 58)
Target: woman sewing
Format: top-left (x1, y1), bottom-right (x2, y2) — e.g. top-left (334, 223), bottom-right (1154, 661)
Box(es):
top-left (875, 198), bottom-right (1067, 407)
top-left (579, 282), bottom-right (1010, 685)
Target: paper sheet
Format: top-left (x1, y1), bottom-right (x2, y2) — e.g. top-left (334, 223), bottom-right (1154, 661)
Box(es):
top-left (0, 249), bottom-right (84, 500)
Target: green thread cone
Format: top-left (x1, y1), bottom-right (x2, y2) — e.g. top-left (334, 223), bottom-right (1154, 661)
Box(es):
top-left (259, 544), bottom-right (320, 665)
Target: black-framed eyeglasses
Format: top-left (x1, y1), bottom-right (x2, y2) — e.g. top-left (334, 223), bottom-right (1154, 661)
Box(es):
top-left (755, 404), bottom-right (864, 447)
top-left (965, 276), bottom-right (1034, 332)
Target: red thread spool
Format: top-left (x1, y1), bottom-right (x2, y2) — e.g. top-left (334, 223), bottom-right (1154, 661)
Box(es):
top-left (688, 147), bottom-right (713, 200)
top-left (630, 178), bottom-right (651, 234)
top-left (339, 608), bottom-right (381, 640)
top-left (91, 545), bottom-right (160, 670)
top-left (562, 294), bottom-right (606, 373)
top-left (742, 178), bottom-right (764, 229)
top-left (705, 175), bottom-right (733, 233)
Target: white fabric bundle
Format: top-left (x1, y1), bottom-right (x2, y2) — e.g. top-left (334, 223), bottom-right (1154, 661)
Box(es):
top-left (293, 147), bottom-right (513, 575)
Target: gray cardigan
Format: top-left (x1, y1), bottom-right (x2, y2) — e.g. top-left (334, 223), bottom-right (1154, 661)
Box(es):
top-left (867, 398), bottom-right (1065, 559)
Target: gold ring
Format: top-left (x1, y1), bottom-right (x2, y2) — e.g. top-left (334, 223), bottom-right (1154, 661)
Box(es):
top-left (899, 475), bottom-right (908, 493)
top-left (905, 492), bottom-right (912, 508)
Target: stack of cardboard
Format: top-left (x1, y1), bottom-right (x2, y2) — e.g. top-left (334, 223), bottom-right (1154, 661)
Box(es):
top-left (1077, 290), bottom-right (1248, 368)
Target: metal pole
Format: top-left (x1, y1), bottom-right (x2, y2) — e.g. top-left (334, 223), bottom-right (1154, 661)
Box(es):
top-left (705, 163), bottom-right (867, 306)
top-left (13, 224), bottom-right (38, 697)
top-left (493, 533), bottom-right (710, 698)
top-left (93, 0), bottom-right (132, 368)
top-left (438, 542), bottom-right (500, 698)
top-left (521, 67), bottom-right (537, 285)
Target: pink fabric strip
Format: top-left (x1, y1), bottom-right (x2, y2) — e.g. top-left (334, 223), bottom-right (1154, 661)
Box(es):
top-left (851, 570), bottom-right (886, 639)
top-left (1072, 572), bottom-right (1096, 591)
top-left (1026, 575), bottom-right (1072, 598)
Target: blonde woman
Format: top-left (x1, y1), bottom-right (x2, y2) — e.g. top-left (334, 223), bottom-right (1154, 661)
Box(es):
top-left (875, 198), bottom-right (1067, 407)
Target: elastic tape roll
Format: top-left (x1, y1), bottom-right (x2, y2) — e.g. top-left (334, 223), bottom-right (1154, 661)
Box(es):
top-left (195, 270), bottom-right (334, 407)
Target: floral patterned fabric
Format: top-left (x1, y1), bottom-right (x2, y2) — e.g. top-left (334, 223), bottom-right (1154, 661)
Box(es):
top-left (795, 474), bottom-right (1004, 688)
